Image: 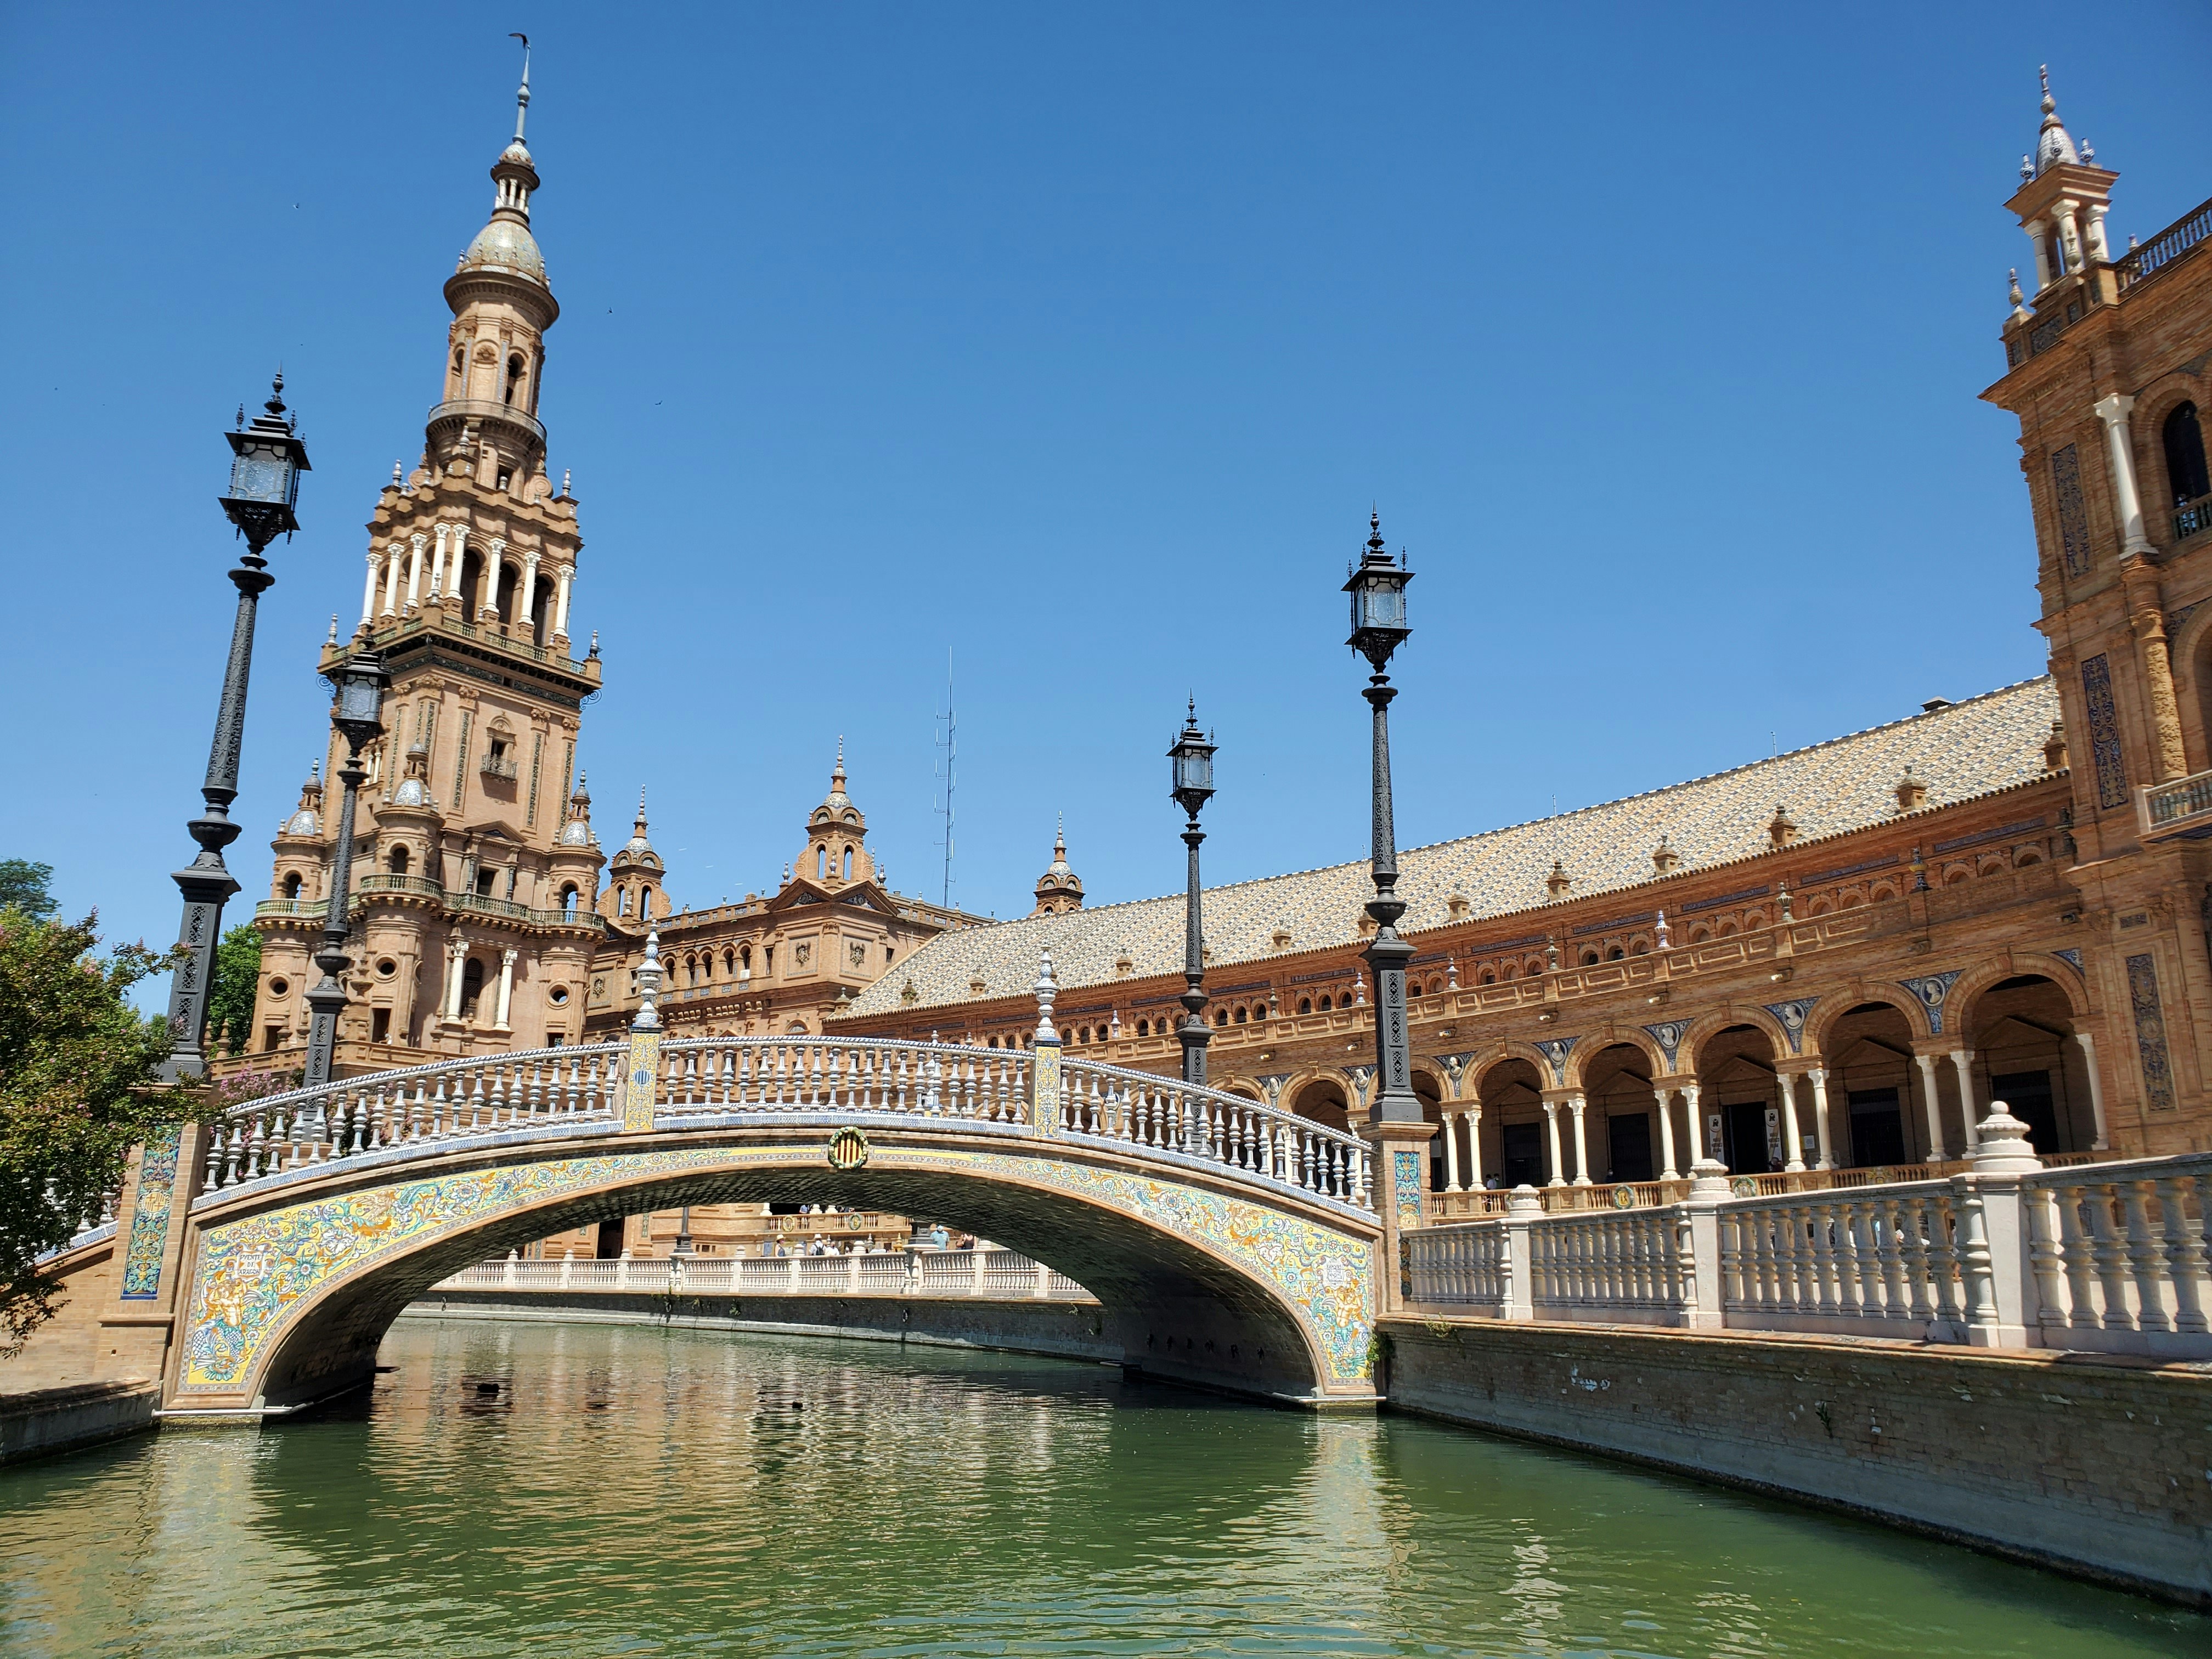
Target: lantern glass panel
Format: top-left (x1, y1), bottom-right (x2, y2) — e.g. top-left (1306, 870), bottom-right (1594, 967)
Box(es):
top-left (229, 441), bottom-right (298, 508)
top-left (337, 672), bottom-right (383, 724)
top-left (1353, 574), bottom-right (1407, 634)
top-left (1175, 747), bottom-right (1212, 794)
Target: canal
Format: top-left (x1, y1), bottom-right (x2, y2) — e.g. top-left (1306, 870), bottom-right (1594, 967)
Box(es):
top-left (0, 1319), bottom-right (2201, 1657)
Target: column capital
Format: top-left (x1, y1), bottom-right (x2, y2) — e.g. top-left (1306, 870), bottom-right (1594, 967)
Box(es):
top-left (2091, 391), bottom-right (2136, 428)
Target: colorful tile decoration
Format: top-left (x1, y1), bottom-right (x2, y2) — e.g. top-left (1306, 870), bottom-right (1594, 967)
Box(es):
top-left (1030, 1043), bottom-right (1061, 1132)
top-left (1391, 1149), bottom-right (1425, 1232)
top-left (2125, 952), bottom-right (2176, 1113)
top-left (622, 1028), bottom-right (659, 1131)
top-left (1763, 998), bottom-right (1818, 1054)
top-left (2080, 654), bottom-right (2130, 810)
top-left (179, 1137), bottom-right (1379, 1396)
top-left (119, 1125), bottom-right (183, 1301)
top-left (1642, 1021), bottom-right (1689, 1069)
top-left (2051, 444), bottom-right (2091, 579)
top-left (1898, 970), bottom-right (1965, 1035)
top-left (1534, 1037), bottom-right (1577, 1086)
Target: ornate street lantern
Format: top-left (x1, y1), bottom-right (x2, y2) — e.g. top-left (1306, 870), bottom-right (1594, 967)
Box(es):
top-left (1344, 511), bottom-right (1412, 672)
top-left (303, 648), bottom-right (390, 1089)
top-left (1167, 701), bottom-right (1217, 1086)
top-left (218, 375), bottom-right (311, 554)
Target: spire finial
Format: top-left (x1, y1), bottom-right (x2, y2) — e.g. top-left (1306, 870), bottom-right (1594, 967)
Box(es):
top-left (1055, 810), bottom-right (1065, 858)
top-left (391, 459), bottom-right (403, 487)
top-left (2039, 63), bottom-right (2051, 108)
top-left (510, 33), bottom-right (532, 144)
top-left (326, 613), bottom-right (339, 644)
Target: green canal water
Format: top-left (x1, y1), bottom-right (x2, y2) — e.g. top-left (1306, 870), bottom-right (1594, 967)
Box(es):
top-left (0, 1319), bottom-right (2202, 1658)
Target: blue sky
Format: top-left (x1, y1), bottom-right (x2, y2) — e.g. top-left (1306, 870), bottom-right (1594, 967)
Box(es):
top-left (3, 4), bottom-right (2208, 964)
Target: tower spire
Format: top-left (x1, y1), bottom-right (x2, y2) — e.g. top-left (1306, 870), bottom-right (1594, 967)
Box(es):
top-left (510, 33), bottom-right (531, 145)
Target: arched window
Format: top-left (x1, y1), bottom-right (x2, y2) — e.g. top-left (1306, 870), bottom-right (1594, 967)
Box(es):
top-left (560, 884), bottom-right (578, 917)
top-left (1137, 1019), bottom-right (1150, 1037)
top-left (1233, 1006), bottom-right (1247, 1024)
top-left (387, 845), bottom-right (410, 875)
top-left (816, 845), bottom-right (827, 879)
top-left (1296, 997), bottom-right (1312, 1014)
top-left (460, 956), bottom-right (486, 1019)
top-left (494, 561), bottom-right (518, 622)
top-left (1479, 970), bottom-right (1496, 984)
top-left (505, 354), bottom-right (526, 408)
top-left (724, 949), bottom-right (737, 974)
top-left (641, 885), bottom-right (655, 916)
top-left (1607, 946), bottom-right (1624, 961)
top-left (842, 847), bottom-right (854, 881)
top-left (452, 345), bottom-right (465, 381)
top-left (2164, 402), bottom-right (2210, 509)
top-left (618, 886), bottom-right (631, 917)
top-left (1580, 949), bottom-right (1599, 966)
top-left (1318, 995), bottom-right (1332, 1012)
top-left (739, 945), bottom-right (752, 970)
top-left (1215, 1008), bottom-right (1229, 1027)
top-left (458, 550), bottom-right (484, 618)
top-left (282, 872), bottom-right (302, 899)
top-left (1500, 963), bottom-right (1516, 980)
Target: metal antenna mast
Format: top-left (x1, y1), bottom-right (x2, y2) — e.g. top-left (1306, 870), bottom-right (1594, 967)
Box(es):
top-left (933, 650), bottom-right (956, 909)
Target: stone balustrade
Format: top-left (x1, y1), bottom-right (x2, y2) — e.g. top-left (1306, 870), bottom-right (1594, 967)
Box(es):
top-left (1406, 1107), bottom-right (2212, 1359)
top-left (434, 1246), bottom-right (1094, 1302)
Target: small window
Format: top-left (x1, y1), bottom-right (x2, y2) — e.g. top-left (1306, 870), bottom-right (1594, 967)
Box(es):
top-left (641, 885), bottom-right (654, 915)
top-left (560, 884), bottom-right (578, 916)
top-left (267, 977), bottom-right (290, 998)
top-left (1580, 949), bottom-right (1598, 966)
top-left (1297, 997), bottom-right (1312, 1014)
top-left (496, 467), bottom-right (513, 492)
top-left (387, 845), bottom-right (410, 875)
top-left (475, 867), bottom-right (496, 896)
top-left (1479, 970), bottom-right (1496, 985)
top-left (1318, 995), bottom-right (1332, 1012)
top-left (1215, 1008), bottom-right (1229, 1027)
top-left (740, 945), bottom-right (752, 969)
top-left (505, 353), bottom-right (526, 407)
top-left (619, 887), bottom-right (631, 916)
top-left (452, 345), bottom-right (465, 379)
top-left (1233, 1006), bottom-right (1247, 1024)
top-left (282, 872), bottom-right (302, 899)
top-left (370, 1008), bottom-right (391, 1043)
top-left (1607, 947), bottom-right (1624, 961)
top-left (843, 846), bottom-right (854, 881)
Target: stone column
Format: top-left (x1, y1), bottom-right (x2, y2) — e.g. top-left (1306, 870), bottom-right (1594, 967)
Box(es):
top-left (1951, 1047), bottom-right (1980, 1152)
top-left (2074, 1030), bottom-right (2111, 1149)
top-left (442, 934), bottom-right (469, 1022)
top-left (2084, 201), bottom-right (2112, 264)
top-left (1777, 1073), bottom-right (1806, 1173)
top-left (2053, 201), bottom-right (2084, 277)
top-left (403, 537), bottom-right (423, 613)
top-left (1568, 1093), bottom-right (1592, 1186)
top-left (1654, 1084), bottom-right (1678, 1180)
top-left (482, 537), bottom-right (507, 623)
top-left (1683, 1081), bottom-right (1707, 1166)
top-left (391, 946), bottom-right (421, 1047)
top-left (360, 549), bottom-right (381, 629)
top-left (495, 948), bottom-right (517, 1032)
top-left (2025, 218), bottom-right (2052, 292)
top-left (554, 567), bottom-right (572, 641)
top-left (1442, 1110), bottom-right (1462, 1192)
top-left (1464, 1096), bottom-right (1484, 1189)
top-left (519, 553), bottom-right (540, 635)
top-left (2124, 575), bottom-right (2190, 781)
top-left (1915, 1051), bottom-right (1947, 1161)
top-left (2093, 393), bottom-right (2156, 557)
top-left (429, 524), bottom-right (448, 600)
top-left (1541, 1099), bottom-right (1565, 1188)
top-left (1808, 1065), bottom-right (1835, 1170)
top-left (381, 544), bottom-right (402, 617)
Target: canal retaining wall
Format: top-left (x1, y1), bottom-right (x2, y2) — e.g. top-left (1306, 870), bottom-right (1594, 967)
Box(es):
top-left (1378, 1314), bottom-right (2212, 1608)
top-left (401, 1290), bottom-right (1120, 1365)
top-left (0, 1380), bottom-right (160, 1465)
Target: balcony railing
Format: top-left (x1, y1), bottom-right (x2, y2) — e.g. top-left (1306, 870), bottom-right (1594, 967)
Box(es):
top-left (424, 397), bottom-right (546, 448)
top-left (479, 752), bottom-right (519, 780)
top-left (254, 880), bottom-right (600, 932)
top-left (2114, 195), bottom-right (2212, 292)
top-left (2175, 490), bottom-right (2212, 543)
top-left (356, 873), bottom-right (444, 900)
top-left (2141, 768), bottom-right (2212, 838)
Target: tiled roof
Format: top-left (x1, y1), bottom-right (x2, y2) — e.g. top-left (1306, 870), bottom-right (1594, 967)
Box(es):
top-left (849, 678), bottom-right (2062, 1015)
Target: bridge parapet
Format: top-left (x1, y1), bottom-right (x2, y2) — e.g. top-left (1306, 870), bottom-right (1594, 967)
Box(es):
top-left (189, 1035), bottom-right (1375, 1222)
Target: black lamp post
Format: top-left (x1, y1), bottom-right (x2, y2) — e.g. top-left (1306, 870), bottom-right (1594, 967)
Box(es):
top-left (158, 377), bottom-right (310, 1081)
top-left (302, 648), bottom-right (389, 1090)
top-left (1168, 701), bottom-right (1217, 1087)
top-left (1344, 512), bottom-right (1422, 1126)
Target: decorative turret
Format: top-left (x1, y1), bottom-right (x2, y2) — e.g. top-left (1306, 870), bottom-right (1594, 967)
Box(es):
top-left (601, 789), bottom-right (667, 924)
top-left (268, 762), bottom-right (327, 906)
top-left (1651, 834), bottom-right (1680, 876)
top-left (2004, 66), bottom-right (2117, 302)
top-left (1545, 860), bottom-right (1571, 900)
top-left (1030, 816), bottom-right (1085, 917)
top-left (1894, 766), bottom-right (1928, 814)
top-left (430, 36), bottom-right (560, 485)
top-left (800, 739), bottom-right (874, 889)
top-left (281, 763), bottom-right (324, 838)
top-left (546, 770), bottom-right (604, 923)
top-left (1768, 802), bottom-right (1799, 849)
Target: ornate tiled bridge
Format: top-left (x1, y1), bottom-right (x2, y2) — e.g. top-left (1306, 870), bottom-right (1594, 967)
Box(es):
top-left (93, 953), bottom-right (1387, 1413)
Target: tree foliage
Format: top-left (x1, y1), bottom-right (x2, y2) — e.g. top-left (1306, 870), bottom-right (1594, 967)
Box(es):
top-left (207, 923), bottom-right (261, 1057)
top-left (0, 860), bottom-right (57, 921)
top-left (0, 911), bottom-right (202, 1355)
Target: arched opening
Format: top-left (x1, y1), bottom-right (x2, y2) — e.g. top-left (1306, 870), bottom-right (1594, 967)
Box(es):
top-left (816, 845), bottom-right (828, 880)
top-left (282, 872), bottom-right (302, 900)
top-left (640, 885), bottom-right (655, 918)
top-left (1690, 1025), bottom-right (1786, 1173)
top-left (2164, 401), bottom-right (2210, 515)
top-left (1290, 1078), bottom-right (1349, 1134)
top-left (560, 884), bottom-right (578, 917)
top-left (450, 345), bottom-right (465, 385)
top-left (240, 1156), bottom-right (1346, 1410)
top-left (618, 887), bottom-right (631, 917)
top-left (458, 550), bottom-right (484, 618)
top-left (1962, 975), bottom-right (2087, 1154)
top-left (1413, 1072), bottom-right (1446, 1190)
top-left (1819, 1002), bottom-right (1921, 1167)
top-left (738, 945), bottom-right (752, 973)
top-left (504, 353), bottom-right (527, 408)
top-left (1475, 1058), bottom-right (1547, 1189)
top-left (494, 561), bottom-right (519, 625)
top-left (460, 957), bottom-right (487, 1021)
top-left (842, 846), bottom-right (854, 882)
top-left (1579, 949), bottom-right (1599, 967)
top-left (1581, 1043), bottom-right (1658, 1182)
top-left (529, 580), bottom-right (552, 647)
top-left (387, 845), bottom-right (410, 875)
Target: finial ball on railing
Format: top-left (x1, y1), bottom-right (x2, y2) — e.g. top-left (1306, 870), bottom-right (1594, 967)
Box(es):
top-left (634, 928), bottom-right (663, 1031)
top-left (1032, 946), bottom-right (1060, 1045)
top-left (1969, 1103), bottom-right (2044, 1174)
top-left (1506, 1184), bottom-right (1544, 1215)
top-left (1688, 1157), bottom-right (1731, 1199)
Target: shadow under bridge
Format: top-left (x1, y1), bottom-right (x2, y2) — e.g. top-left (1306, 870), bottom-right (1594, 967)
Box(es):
top-left (168, 1035), bottom-right (1384, 1412)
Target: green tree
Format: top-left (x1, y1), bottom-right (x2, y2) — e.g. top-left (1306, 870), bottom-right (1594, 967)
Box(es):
top-left (0, 860), bottom-right (57, 921)
top-left (0, 912), bottom-right (202, 1355)
top-left (207, 923), bottom-right (262, 1057)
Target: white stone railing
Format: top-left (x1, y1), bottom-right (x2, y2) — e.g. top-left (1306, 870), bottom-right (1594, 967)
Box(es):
top-left (1057, 1057), bottom-right (1373, 1210)
top-left (432, 1246), bottom-right (1094, 1302)
top-left (1406, 1109), bottom-right (2211, 1358)
top-left (188, 1023), bottom-right (1373, 1221)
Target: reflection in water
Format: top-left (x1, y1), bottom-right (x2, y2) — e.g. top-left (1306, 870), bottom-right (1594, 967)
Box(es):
top-left (0, 1318), bottom-right (2201, 1657)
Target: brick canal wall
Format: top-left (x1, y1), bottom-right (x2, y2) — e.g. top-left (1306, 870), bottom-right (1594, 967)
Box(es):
top-left (401, 1290), bottom-right (1119, 1367)
top-left (1379, 1314), bottom-right (2212, 1607)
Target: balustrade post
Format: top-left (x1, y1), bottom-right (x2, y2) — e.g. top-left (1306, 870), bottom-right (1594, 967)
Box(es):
top-left (1679, 1160), bottom-right (1729, 1329)
top-left (616, 1249), bottom-right (630, 1291)
top-left (1502, 1187), bottom-right (1539, 1321)
top-left (1034, 1260), bottom-right (1050, 1299)
top-left (558, 1249), bottom-right (573, 1289)
top-left (970, 1249), bottom-right (986, 1297)
top-left (1960, 1105), bottom-right (2042, 1347)
top-left (503, 1249), bottom-right (518, 1287)
top-left (1026, 949), bottom-right (1062, 1134)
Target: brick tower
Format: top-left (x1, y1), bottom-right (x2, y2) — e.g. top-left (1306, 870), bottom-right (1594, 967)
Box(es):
top-left (246, 54), bottom-right (608, 1068)
top-left (1983, 67), bottom-right (2212, 1146)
